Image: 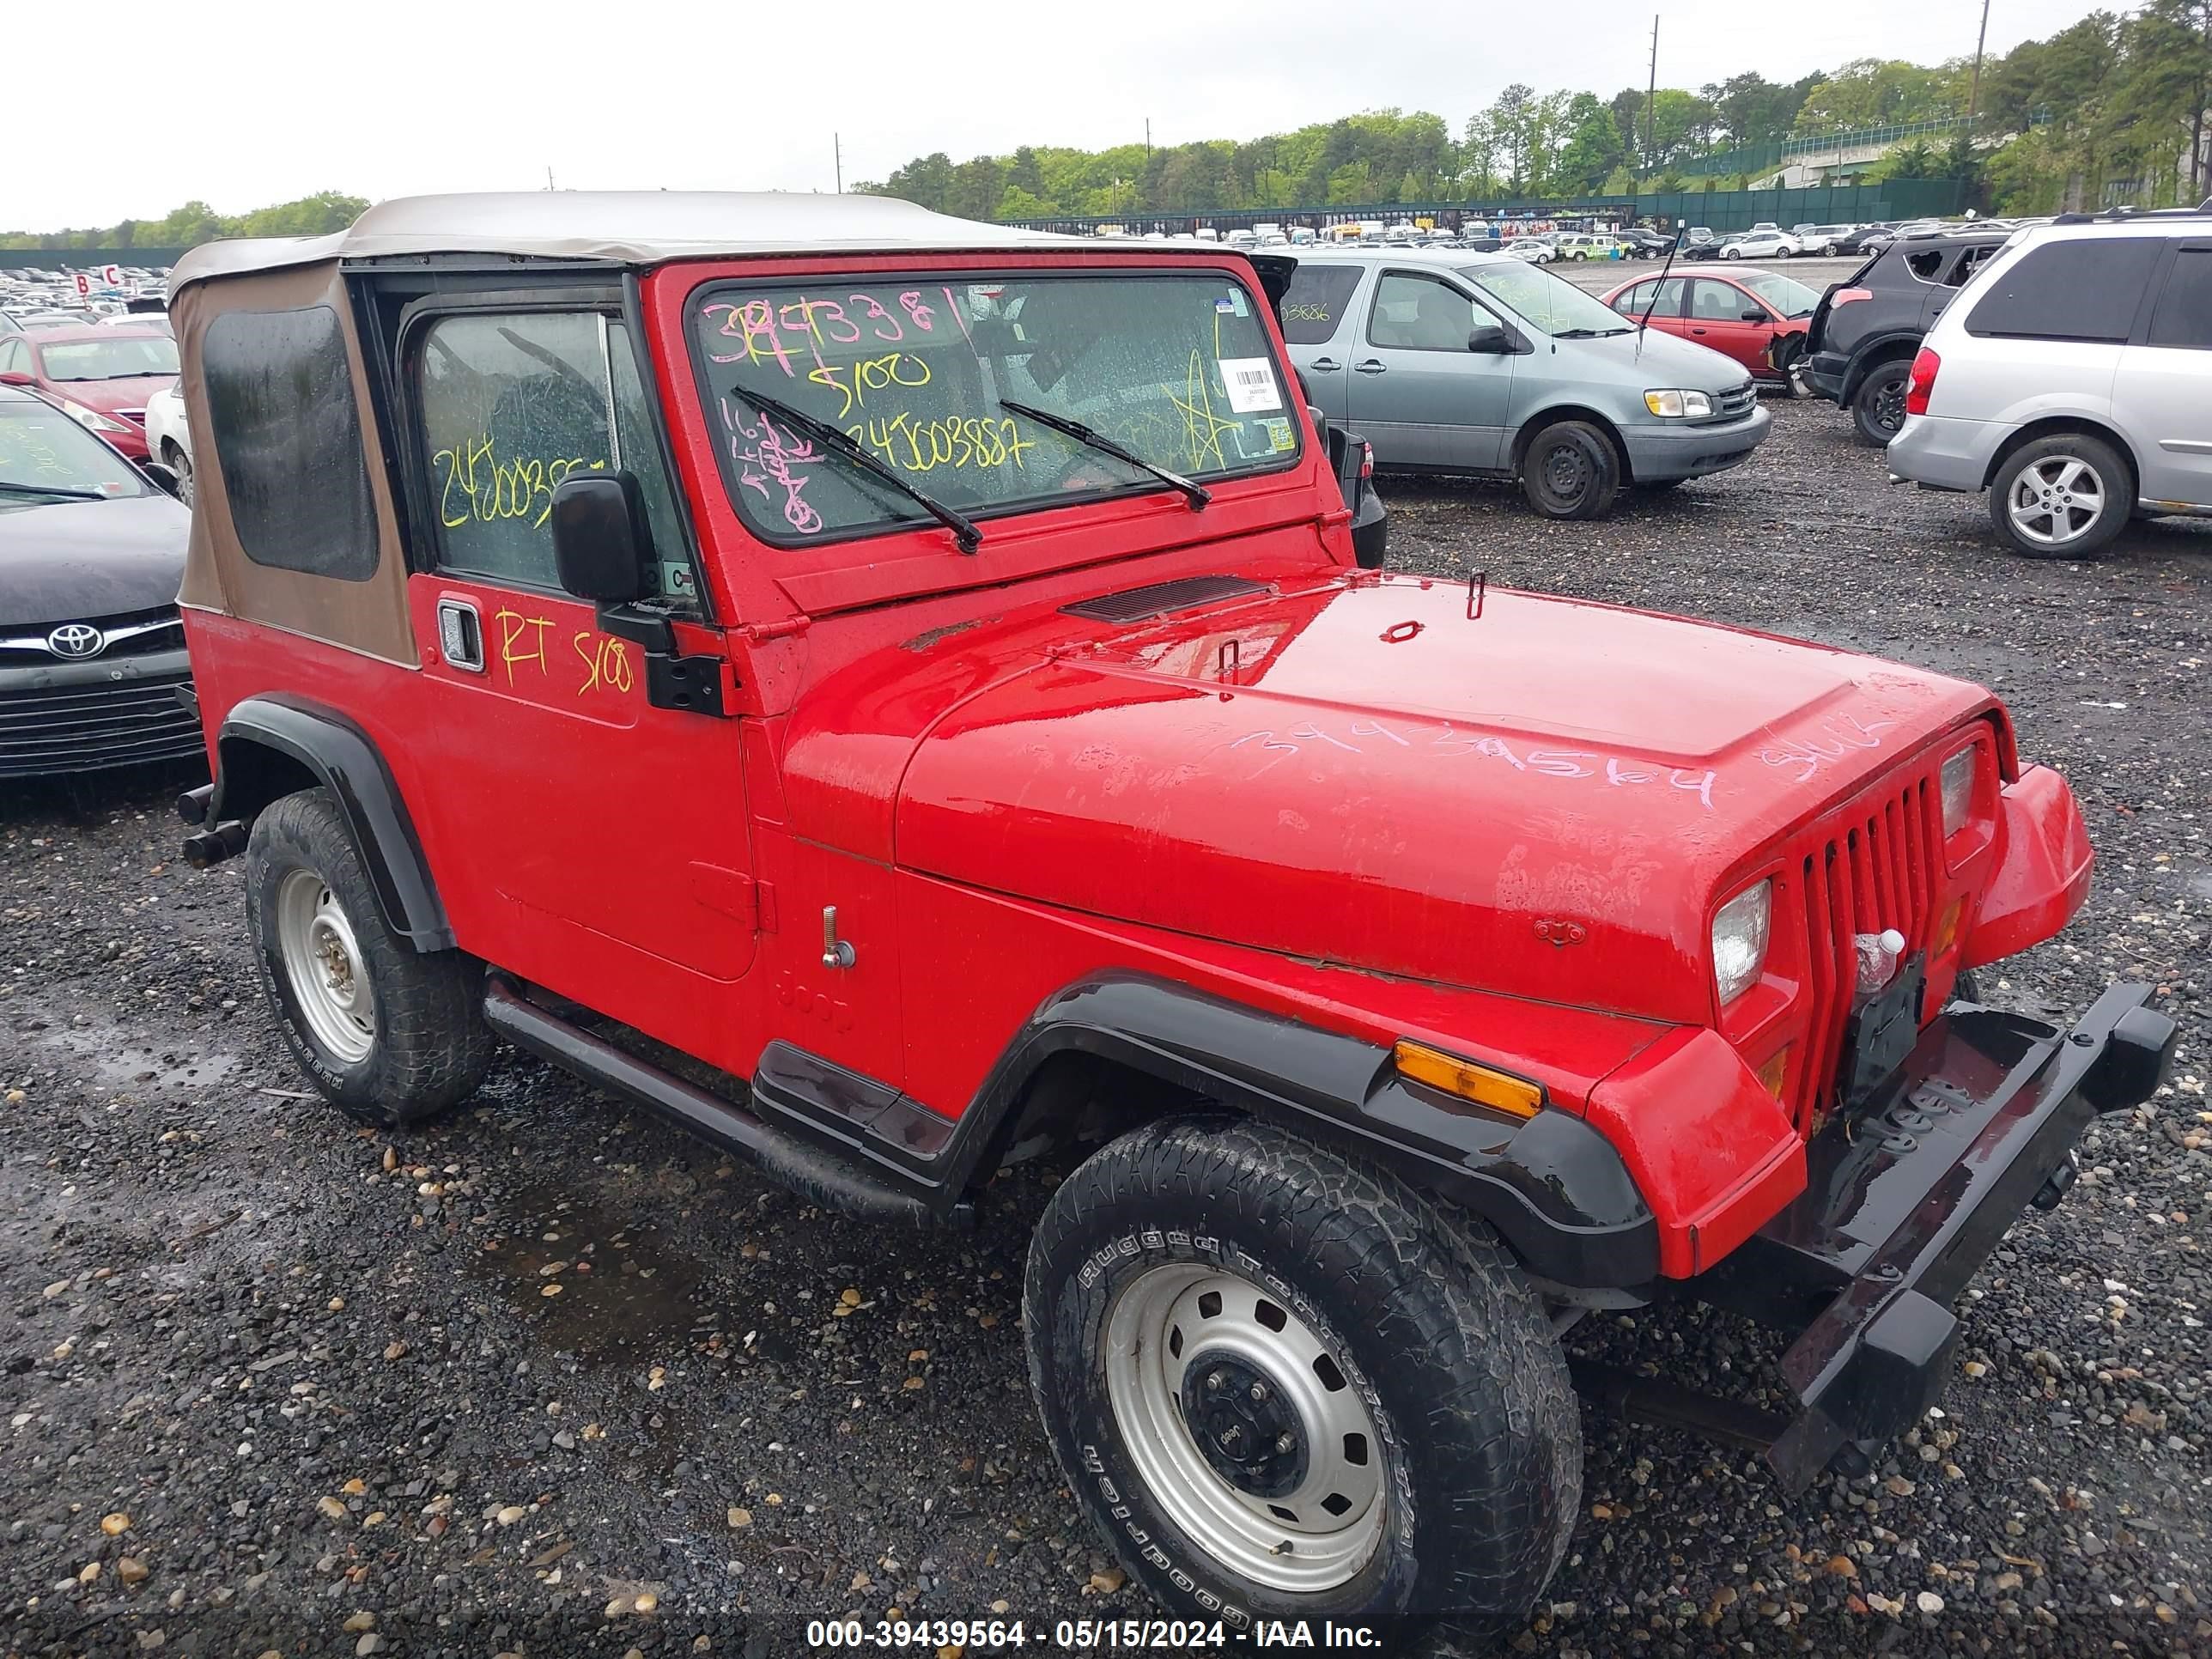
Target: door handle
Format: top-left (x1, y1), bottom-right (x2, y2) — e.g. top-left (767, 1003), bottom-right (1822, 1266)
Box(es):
top-left (1690, 326), bottom-right (1710, 335)
top-left (434, 597), bottom-right (484, 673)
top-left (1353, 359), bottom-right (1388, 374)
top-left (1308, 357), bottom-right (1342, 372)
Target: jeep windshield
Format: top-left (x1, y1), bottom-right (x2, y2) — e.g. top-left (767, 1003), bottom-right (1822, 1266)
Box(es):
top-left (687, 272), bottom-right (1301, 548)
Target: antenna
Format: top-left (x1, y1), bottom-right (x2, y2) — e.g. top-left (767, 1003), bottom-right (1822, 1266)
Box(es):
top-left (1635, 221), bottom-right (1683, 363)
top-left (834, 133), bottom-right (842, 194)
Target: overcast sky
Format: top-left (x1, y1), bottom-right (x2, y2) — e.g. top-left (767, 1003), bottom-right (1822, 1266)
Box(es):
top-left (13, 0), bottom-right (2100, 230)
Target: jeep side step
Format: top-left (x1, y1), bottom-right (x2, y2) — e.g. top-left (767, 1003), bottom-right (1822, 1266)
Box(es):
top-left (483, 978), bottom-right (946, 1229)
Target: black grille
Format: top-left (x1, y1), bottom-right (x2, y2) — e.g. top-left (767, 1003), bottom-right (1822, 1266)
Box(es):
top-left (0, 672), bottom-right (204, 778)
top-left (1705, 383), bottom-right (1758, 422)
top-left (1061, 575), bottom-right (1266, 624)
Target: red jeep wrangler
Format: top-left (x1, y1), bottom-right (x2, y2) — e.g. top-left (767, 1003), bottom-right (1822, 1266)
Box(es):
top-left (167, 193), bottom-right (2173, 1645)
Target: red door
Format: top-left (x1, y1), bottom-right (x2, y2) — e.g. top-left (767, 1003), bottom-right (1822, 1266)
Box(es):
top-left (1613, 276), bottom-right (1689, 342)
top-left (1685, 278), bottom-right (1776, 377)
top-left (389, 294), bottom-right (758, 1067)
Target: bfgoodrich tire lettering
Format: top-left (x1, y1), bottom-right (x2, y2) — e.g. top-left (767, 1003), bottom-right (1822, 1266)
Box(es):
top-left (1024, 1116), bottom-right (1579, 1648)
top-left (245, 788), bottom-right (492, 1127)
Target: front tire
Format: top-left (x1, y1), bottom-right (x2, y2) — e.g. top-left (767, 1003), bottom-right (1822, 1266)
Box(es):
top-left (1521, 419), bottom-right (1621, 520)
top-left (1025, 1117), bottom-right (1578, 1648)
top-left (245, 789), bottom-right (492, 1127)
top-left (1989, 433), bottom-right (2130, 558)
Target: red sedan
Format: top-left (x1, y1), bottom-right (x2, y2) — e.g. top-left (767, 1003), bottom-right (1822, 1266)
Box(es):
top-left (1600, 264), bottom-right (1820, 386)
top-left (0, 324), bottom-right (178, 460)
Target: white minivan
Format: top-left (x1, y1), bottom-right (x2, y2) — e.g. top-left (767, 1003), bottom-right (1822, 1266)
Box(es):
top-left (1887, 210), bottom-right (2212, 557)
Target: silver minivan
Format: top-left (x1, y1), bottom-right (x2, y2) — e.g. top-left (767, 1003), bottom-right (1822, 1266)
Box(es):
top-left (1887, 212), bottom-right (2212, 557)
top-left (1275, 248), bottom-right (1771, 518)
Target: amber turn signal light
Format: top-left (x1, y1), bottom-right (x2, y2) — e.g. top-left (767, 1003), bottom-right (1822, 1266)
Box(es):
top-left (1755, 1045), bottom-right (1792, 1098)
top-left (1392, 1041), bottom-right (1543, 1118)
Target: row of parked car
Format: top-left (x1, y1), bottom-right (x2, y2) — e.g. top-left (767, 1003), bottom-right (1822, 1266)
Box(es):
top-left (1269, 205), bottom-right (2212, 551)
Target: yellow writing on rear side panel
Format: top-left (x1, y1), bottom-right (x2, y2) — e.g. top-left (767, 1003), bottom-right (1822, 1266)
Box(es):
top-left (434, 434), bottom-right (607, 531)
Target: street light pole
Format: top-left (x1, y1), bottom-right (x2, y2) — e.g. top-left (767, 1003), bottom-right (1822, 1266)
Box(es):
top-left (1968, 0), bottom-right (1992, 118)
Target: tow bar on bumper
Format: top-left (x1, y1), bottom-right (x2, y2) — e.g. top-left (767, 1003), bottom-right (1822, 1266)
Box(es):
top-left (1591, 984), bottom-right (2177, 1491)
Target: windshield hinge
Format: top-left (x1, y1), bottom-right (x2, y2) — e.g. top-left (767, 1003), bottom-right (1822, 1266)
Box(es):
top-left (739, 616), bottom-right (811, 644)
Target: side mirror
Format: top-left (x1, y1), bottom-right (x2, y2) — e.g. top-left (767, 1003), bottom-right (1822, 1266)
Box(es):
top-left (550, 473), bottom-right (650, 605)
top-left (0, 370), bottom-right (33, 386)
top-left (1741, 307), bottom-right (1770, 323)
top-left (1468, 325), bottom-right (1516, 355)
top-left (136, 459), bottom-right (182, 498)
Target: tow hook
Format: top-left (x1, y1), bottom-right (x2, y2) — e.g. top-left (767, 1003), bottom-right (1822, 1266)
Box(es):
top-left (2031, 1148), bottom-right (2081, 1212)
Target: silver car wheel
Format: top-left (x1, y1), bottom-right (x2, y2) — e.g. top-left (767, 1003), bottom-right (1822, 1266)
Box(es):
top-left (275, 867), bottom-right (377, 1065)
top-left (2005, 455), bottom-right (2106, 548)
top-left (1103, 1262), bottom-right (1386, 1594)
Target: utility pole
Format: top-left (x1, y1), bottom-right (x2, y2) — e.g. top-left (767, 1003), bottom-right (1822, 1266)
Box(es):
top-left (1967, 0), bottom-right (1991, 118)
top-left (834, 133), bottom-right (843, 194)
top-left (1146, 118), bottom-right (1152, 169)
top-left (1645, 17), bottom-right (1660, 176)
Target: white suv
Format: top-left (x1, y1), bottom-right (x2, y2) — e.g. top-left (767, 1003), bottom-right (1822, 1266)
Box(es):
top-left (1887, 210), bottom-right (2212, 557)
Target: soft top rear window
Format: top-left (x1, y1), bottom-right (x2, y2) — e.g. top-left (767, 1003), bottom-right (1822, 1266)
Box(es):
top-left (687, 271), bottom-right (1301, 550)
top-left (1966, 239), bottom-right (2163, 343)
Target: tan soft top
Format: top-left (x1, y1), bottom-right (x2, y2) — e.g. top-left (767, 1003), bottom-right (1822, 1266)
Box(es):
top-left (170, 191), bottom-right (1092, 291)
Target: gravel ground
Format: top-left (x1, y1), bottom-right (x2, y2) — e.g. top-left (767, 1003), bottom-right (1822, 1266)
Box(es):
top-left (3, 395), bottom-right (2207, 1659)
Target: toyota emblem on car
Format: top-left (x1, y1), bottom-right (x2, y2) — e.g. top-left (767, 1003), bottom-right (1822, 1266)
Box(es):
top-left (46, 623), bottom-right (106, 659)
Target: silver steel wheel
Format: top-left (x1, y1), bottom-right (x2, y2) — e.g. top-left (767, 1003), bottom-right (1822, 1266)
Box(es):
top-left (1103, 1262), bottom-right (1385, 1594)
top-left (2006, 454), bottom-right (2106, 548)
top-left (275, 867), bottom-right (376, 1065)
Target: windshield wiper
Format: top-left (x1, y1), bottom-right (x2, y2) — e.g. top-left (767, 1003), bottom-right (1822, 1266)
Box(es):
top-left (997, 400), bottom-right (1211, 510)
top-left (728, 386), bottom-right (981, 554)
top-left (0, 479), bottom-right (104, 501)
top-left (1553, 326), bottom-right (1633, 339)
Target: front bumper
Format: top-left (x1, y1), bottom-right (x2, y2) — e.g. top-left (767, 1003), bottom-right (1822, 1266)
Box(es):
top-left (1620, 404), bottom-right (1773, 483)
top-left (1702, 982), bottom-right (2176, 1492)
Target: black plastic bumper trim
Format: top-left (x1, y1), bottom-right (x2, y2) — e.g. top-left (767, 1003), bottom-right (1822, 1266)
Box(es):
top-left (1753, 981), bottom-right (2175, 1491)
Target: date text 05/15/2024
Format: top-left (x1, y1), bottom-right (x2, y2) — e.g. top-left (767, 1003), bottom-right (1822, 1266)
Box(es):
top-left (802, 1617), bottom-right (1386, 1649)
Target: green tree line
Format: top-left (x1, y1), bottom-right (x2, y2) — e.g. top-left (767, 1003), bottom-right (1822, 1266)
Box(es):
top-left (860, 2), bottom-right (2209, 217)
top-left (1, 191), bottom-right (369, 252)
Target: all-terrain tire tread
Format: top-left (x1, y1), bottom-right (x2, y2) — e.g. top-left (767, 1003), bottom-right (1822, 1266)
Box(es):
top-left (1024, 1115), bottom-right (1579, 1644)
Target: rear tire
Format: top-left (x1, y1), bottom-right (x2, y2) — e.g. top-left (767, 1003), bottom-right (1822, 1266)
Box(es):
top-left (1989, 433), bottom-right (2130, 559)
top-left (1025, 1116), bottom-right (1579, 1649)
top-left (161, 441), bottom-right (194, 507)
top-left (1521, 420), bottom-right (1621, 520)
top-left (245, 788), bottom-right (492, 1128)
top-left (1850, 360), bottom-right (1911, 447)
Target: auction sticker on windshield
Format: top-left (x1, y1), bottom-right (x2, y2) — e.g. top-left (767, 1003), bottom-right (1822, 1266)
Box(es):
top-left (1215, 357), bottom-right (1282, 414)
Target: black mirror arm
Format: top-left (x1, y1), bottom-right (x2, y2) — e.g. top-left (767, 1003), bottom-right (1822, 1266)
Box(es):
top-left (594, 602), bottom-right (676, 655)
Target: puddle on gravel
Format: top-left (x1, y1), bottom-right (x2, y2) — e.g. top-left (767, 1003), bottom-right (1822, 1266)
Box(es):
top-left (465, 1184), bottom-right (708, 1361)
top-left (25, 1017), bottom-right (239, 1094)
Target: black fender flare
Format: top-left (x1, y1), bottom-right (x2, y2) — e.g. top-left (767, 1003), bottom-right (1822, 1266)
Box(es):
top-left (958, 974), bottom-right (1659, 1288)
top-left (1838, 334), bottom-right (1923, 403)
top-left (210, 695), bottom-right (454, 951)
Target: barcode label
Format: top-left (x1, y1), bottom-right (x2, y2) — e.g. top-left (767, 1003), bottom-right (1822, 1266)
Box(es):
top-left (1216, 356), bottom-right (1282, 414)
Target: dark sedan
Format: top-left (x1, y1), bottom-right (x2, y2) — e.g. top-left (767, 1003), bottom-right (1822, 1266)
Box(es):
top-left (0, 386), bottom-right (200, 779)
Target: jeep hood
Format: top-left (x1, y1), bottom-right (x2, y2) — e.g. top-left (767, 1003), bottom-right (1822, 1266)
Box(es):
top-left (880, 574), bottom-right (1990, 1024)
